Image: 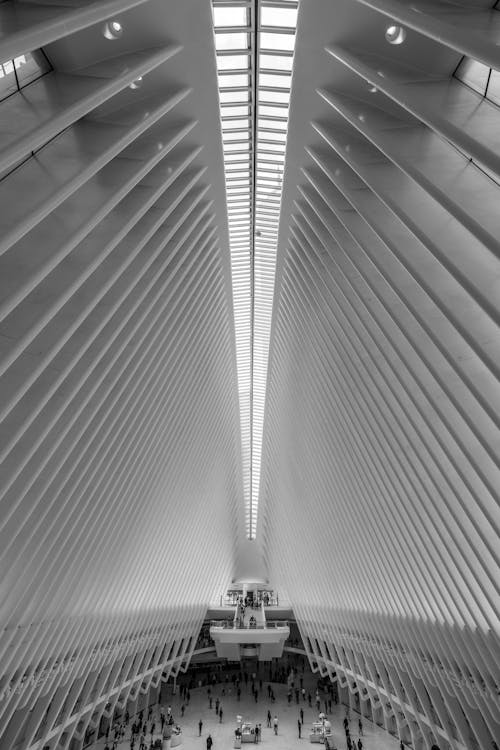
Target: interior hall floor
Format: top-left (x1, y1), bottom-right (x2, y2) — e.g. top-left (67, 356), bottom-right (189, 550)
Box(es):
top-left (89, 671), bottom-right (405, 750)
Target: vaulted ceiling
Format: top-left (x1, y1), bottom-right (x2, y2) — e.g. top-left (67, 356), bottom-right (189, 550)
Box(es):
top-left (0, 1), bottom-right (498, 749)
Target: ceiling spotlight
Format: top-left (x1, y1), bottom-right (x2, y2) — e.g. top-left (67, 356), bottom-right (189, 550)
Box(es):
top-left (103, 19), bottom-right (123, 40)
top-left (385, 24), bottom-right (406, 44)
top-left (369, 85), bottom-right (378, 93)
top-left (129, 76), bottom-right (143, 90)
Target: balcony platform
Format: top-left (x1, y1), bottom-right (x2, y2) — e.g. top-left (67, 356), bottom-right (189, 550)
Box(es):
top-left (209, 606), bottom-right (290, 660)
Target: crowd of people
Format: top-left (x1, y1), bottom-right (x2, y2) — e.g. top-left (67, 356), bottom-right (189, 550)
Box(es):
top-left (89, 656), bottom-right (391, 750)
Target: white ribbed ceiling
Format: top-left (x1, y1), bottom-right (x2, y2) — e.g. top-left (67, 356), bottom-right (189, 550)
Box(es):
top-left (0, 1), bottom-right (498, 750)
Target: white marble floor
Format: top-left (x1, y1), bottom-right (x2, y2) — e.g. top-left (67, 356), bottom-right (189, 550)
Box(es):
top-left (89, 672), bottom-right (404, 750)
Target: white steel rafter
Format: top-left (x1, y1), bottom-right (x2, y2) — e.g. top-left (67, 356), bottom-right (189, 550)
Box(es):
top-left (213, 0), bottom-right (297, 539)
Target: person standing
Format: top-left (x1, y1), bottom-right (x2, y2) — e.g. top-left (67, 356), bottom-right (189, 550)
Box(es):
top-left (215, 698), bottom-right (220, 715)
top-left (206, 734), bottom-right (213, 750)
top-left (181, 704), bottom-right (185, 717)
top-left (298, 719), bottom-right (302, 738)
top-left (358, 719), bottom-right (363, 735)
top-left (199, 719), bottom-right (203, 736)
top-left (300, 707), bottom-right (304, 724)
top-left (267, 709), bottom-right (272, 728)
top-left (254, 724), bottom-right (258, 743)
top-left (357, 739), bottom-right (363, 750)
top-left (273, 716), bottom-right (278, 735)
top-left (219, 707), bottom-right (223, 723)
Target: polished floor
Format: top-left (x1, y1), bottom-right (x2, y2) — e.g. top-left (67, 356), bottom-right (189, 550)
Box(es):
top-left (90, 670), bottom-right (404, 750)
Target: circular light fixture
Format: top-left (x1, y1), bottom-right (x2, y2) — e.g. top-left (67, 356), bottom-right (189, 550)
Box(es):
top-left (129, 76), bottom-right (143, 90)
top-left (358, 114), bottom-right (365, 122)
top-left (103, 19), bottom-right (123, 40)
top-left (369, 84), bottom-right (378, 93)
top-left (385, 24), bottom-right (406, 44)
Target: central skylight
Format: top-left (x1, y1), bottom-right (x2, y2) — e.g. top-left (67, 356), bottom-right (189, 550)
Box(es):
top-left (213, 1), bottom-right (297, 539)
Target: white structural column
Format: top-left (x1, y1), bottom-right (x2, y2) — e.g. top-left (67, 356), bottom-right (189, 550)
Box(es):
top-left (260, 2), bottom-right (500, 750)
top-left (0, 2), bottom-right (243, 749)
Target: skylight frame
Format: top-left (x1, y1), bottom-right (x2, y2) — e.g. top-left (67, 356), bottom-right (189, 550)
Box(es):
top-left (213, 0), bottom-right (297, 539)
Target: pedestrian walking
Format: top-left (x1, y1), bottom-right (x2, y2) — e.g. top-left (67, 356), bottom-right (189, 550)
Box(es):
top-left (199, 720), bottom-right (203, 736)
top-left (357, 739), bottom-right (363, 750)
top-left (300, 708), bottom-right (304, 723)
top-left (181, 704), bottom-right (185, 717)
top-left (267, 710), bottom-right (272, 727)
top-left (206, 734), bottom-right (213, 750)
top-left (215, 698), bottom-right (220, 715)
top-left (298, 719), bottom-right (302, 738)
top-left (254, 724), bottom-right (258, 743)
top-left (219, 708), bottom-right (223, 723)
top-left (273, 716), bottom-right (278, 735)
top-left (358, 719), bottom-right (363, 735)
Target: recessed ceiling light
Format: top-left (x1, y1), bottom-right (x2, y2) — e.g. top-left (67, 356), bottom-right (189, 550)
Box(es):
top-left (129, 77), bottom-right (143, 90)
top-left (385, 24), bottom-right (406, 44)
top-left (103, 19), bottom-right (123, 40)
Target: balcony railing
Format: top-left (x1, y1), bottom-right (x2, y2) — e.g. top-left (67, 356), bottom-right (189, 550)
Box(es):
top-left (210, 620), bottom-right (288, 630)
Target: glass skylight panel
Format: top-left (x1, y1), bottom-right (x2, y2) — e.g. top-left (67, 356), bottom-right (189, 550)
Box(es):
top-left (221, 105), bottom-right (250, 116)
top-left (215, 33), bottom-right (249, 50)
top-left (223, 130), bottom-right (250, 140)
top-left (213, 6), bottom-right (248, 27)
top-left (219, 89), bottom-right (249, 103)
top-left (260, 6), bottom-right (298, 28)
top-left (225, 153), bottom-right (251, 163)
top-left (260, 32), bottom-right (295, 51)
top-left (258, 131), bottom-right (286, 142)
top-left (217, 54), bottom-right (250, 70)
top-left (218, 73), bottom-right (249, 88)
top-left (258, 118), bottom-right (287, 130)
top-left (258, 104), bottom-right (288, 117)
top-left (259, 53), bottom-right (293, 71)
top-left (259, 89), bottom-right (290, 104)
top-left (222, 119), bottom-right (250, 129)
top-left (259, 72), bottom-right (290, 88)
